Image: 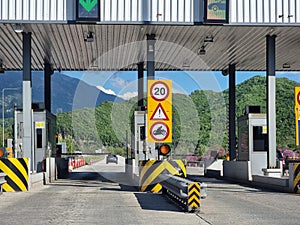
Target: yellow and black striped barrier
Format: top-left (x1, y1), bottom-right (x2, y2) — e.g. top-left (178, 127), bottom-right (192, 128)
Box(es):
top-left (0, 158), bottom-right (29, 192)
top-left (293, 163), bottom-right (300, 194)
top-left (139, 160), bottom-right (186, 193)
top-left (188, 182), bottom-right (201, 210)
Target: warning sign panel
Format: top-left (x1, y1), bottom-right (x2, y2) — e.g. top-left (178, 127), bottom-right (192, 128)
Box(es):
top-left (148, 80), bottom-right (172, 143)
top-left (150, 103), bottom-right (169, 120)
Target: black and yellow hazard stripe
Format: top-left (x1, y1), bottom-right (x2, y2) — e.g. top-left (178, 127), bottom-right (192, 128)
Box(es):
top-left (188, 182), bottom-right (200, 210)
top-left (293, 163), bottom-right (300, 194)
top-left (139, 160), bottom-right (163, 192)
top-left (139, 159), bottom-right (186, 193)
top-left (166, 160), bottom-right (186, 178)
top-left (0, 158), bottom-right (29, 192)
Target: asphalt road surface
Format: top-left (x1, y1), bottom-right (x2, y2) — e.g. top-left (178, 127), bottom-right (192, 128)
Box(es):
top-left (0, 156), bottom-right (299, 225)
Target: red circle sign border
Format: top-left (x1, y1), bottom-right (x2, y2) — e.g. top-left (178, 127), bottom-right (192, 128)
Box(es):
top-left (150, 81), bottom-right (170, 102)
top-left (150, 122), bottom-right (170, 142)
top-left (297, 91), bottom-right (300, 106)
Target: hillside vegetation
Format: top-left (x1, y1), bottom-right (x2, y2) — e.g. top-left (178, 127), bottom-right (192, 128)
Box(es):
top-left (55, 75), bottom-right (299, 156)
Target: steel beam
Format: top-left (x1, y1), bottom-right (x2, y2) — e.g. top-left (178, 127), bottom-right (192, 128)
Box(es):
top-left (228, 64), bottom-right (236, 160)
top-left (22, 32), bottom-right (32, 165)
top-left (137, 62), bottom-right (144, 110)
top-left (44, 63), bottom-right (53, 112)
top-left (266, 35), bottom-right (277, 168)
top-left (147, 34), bottom-right (155, 81)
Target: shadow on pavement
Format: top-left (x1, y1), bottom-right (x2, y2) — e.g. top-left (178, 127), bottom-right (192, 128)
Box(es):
top-left (134, 192), bottom-right (183, 212)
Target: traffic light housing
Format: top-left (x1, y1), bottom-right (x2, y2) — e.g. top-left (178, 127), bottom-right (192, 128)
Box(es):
top-left (55, 133), bottom-right (58, 143)
top-left (0, 147), bottom-right (7, 158)
top-left (158, 144), bottom-right (171, 156)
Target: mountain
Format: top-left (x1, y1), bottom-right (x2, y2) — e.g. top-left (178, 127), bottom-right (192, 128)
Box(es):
top-left (54, 75), bottom-right (300, 153)
top-left (0, 71), bottom-right (123, 116)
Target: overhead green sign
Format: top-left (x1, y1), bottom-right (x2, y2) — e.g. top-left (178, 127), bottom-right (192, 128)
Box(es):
top-left (79, 0), bottom-right (98, 12)
top-left (77, 0), bottom-right (100, 22)
top-left (204, 0), bottom-right (228, 23)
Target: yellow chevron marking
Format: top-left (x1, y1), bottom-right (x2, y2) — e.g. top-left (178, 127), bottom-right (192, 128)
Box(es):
top-left (189, 188), bottom-right (200, 197)
top-left (293, 164), bottom-right (300, 172)
top-left (189, 183), bottom-right (200, 190)
top-left (293, 165), bottom-right (300, 191)
top-left (293, 173), bottom-right (300, 187)
top-left (140, 160), bottom-right (156, 181)
top-left (164, 161), bottom-right (180, 176)
top-left (10, 159), bottom-right (28, 181)
top-left (141, 162), bottom-right (165, 192)
top-left (188, 195), bottom-right (200, 204)
top-left (0, 161), bottom-right (27, 191)
top-left (189, 202), bottom-right (199, 208)
top-left (2, 182), bottom-right (15, 192)
top-left (151, 183), bottom-right (162, 193)
top-left (175, 160), bottom-right (187, 177)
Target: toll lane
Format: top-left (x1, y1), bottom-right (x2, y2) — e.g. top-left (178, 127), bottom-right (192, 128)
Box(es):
top-left (198, 177), bottom-right (300, 225)
top-left (1, 158), bottom-right (299, 225)
top-left (0, 159), bottom-right (202, 225)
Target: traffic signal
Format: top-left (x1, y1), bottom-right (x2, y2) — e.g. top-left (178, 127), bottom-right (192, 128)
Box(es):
top-left (0, 147), bottom-right (7, 158)
top-left (55, 133), bottom-right (58, 143)
top-left (158, 144), bottom-right (171, 156)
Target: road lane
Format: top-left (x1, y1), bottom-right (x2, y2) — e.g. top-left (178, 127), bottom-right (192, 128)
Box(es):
top-left (0, 159), bottom-right (202, 225)
top-left (1, 157), bottom-right (300, 225)
top-left (197, 177), bottom-right (300, 225)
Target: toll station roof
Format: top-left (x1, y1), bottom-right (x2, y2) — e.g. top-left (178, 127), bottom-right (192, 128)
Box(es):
top-left (1, 0), bottom-right (300, 72)
top-left (0, 23), bottom-right (299, 72)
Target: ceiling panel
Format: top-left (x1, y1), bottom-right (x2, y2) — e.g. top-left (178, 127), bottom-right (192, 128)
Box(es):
top-left (1, 24), bottom-right (300, 72)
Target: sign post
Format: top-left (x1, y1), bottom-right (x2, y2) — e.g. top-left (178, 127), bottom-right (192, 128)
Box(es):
top-left (147, 80), bottom-right (172, 143)
top-left (295, 87), bottom-right (300, 147)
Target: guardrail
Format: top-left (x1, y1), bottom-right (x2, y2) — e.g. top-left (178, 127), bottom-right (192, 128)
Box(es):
top-left (159, 173), bottom-right (207, 212)
top-left (0, 172), bottom-right (7, 193)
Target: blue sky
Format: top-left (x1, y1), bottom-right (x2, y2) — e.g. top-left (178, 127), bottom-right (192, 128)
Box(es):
top-left (62, 70), bottom-right (300, 100)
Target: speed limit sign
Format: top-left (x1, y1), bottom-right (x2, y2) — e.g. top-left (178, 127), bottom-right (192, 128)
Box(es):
top-left (150, 81), bottom-right (170, 101)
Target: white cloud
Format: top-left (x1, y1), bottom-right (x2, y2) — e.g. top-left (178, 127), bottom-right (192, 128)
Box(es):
top-left (118, 91), bottom-right (138, 100)
top-left (112, 76), bottom-right (129, 88)
top-left (96, 86), bottom-right (116, 95)
top-left (97, 85), bottom-right (137, 100)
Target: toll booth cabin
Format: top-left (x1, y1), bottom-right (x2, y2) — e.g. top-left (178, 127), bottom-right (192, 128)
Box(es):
top-left (15, 103), bottom-right (56, 172)
top-left (237, 106), bottom-right (268, 179)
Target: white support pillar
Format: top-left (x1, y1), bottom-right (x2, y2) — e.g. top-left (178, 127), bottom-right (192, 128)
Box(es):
top-left (266, 35), bottom-right (277, 169)
top-left (22, 32), bottom-right (33, 168)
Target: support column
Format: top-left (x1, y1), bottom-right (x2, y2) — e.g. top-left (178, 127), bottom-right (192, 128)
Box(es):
top-left (137, 62), bottom-right (144, 110)
top-left (228, 64), bottom-right (236, 160)
top-left (147, 34), bottom-right (155, 81)
top-left (22, 32), bottom-right (32, 163)
top-left (44, 63), bottom-right (53, 112)
top-left (266, 35), bottom-right (277, 168)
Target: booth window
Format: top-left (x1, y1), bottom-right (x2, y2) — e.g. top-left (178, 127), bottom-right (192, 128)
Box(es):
top-left (253, 126), bottom-right (267, 151)
top-left (140, 126), bottom-right (145, 141)
top-left (36, 128), bottom-right (43, 148)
